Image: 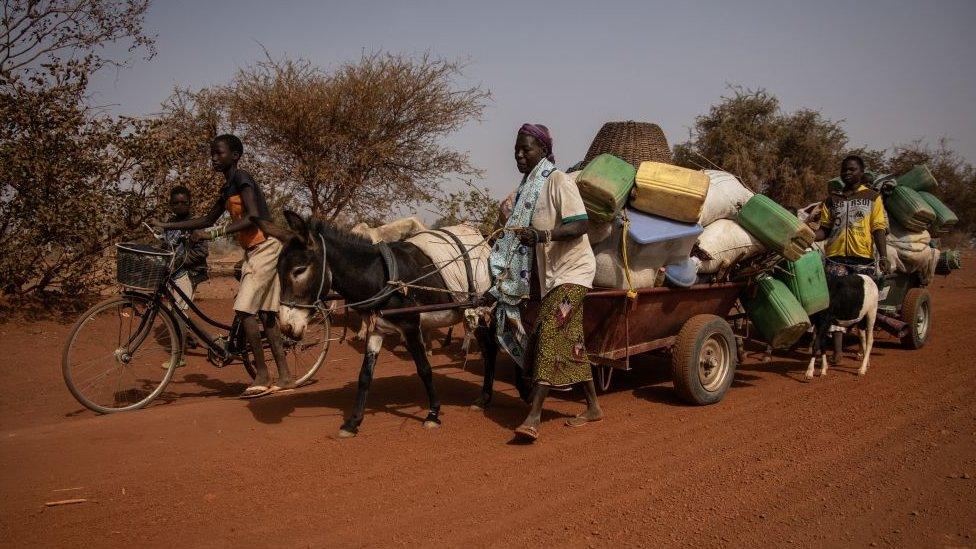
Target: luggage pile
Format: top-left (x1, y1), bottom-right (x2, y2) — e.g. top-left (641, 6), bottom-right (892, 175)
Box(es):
top-left (576, 155), bottom-right (711, 290)
top-left (567, 125), bottom-right (963, 351)
top-left (572, 138), bottom-right (814, 296)
top-left (882, 165), bottom-right (960, 283)
top-left (574, 152), bottom-right (820, 349)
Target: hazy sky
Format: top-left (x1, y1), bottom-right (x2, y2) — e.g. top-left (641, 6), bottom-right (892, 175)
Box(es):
top-left (91, 0), bottom-right (976, 200)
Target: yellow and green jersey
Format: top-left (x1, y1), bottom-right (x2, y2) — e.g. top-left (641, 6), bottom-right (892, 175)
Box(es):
top-left (819, 185), bottom-right (888, 259)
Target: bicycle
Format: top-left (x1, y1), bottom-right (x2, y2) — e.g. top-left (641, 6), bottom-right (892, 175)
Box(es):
top-left (62, 226), bottom-right (336, 413)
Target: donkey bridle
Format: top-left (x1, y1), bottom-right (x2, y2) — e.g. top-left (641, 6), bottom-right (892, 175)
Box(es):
top-left (282, 233), bottom-right (330, 311)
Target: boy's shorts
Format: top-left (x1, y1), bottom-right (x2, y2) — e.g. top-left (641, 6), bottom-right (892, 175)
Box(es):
top-left (235, 237), bottom-right (282, 314)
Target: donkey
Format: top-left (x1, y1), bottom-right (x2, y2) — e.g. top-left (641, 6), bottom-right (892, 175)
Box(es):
top-left (806, 274), bottom-right (879, 379)
top-left (347, 216), bottom-right (466, 351)
top-left (255, 211), bottom-right (510, 438)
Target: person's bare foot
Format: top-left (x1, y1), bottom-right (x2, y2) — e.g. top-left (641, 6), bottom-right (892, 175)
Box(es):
top-left (566, 408), bottom-right (603, 427)
top-left (275, 377), bottom-right (295, 390)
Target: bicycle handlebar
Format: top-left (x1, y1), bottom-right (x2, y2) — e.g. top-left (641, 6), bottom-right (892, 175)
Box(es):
top-left (143, 221), bottom-right (164, 242)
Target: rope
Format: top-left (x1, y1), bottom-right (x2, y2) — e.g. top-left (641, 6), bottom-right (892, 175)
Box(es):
top-left (313, 226), bottom-right (510, 314)
top-left (619, 212), bottom-right (638, 300)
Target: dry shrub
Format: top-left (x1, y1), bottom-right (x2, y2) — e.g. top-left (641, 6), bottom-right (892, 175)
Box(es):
top-left (674, 87), bottom-right (975, 233)
top-left (673, 87), bottom-right (847, 209)
top-left (222, 51), bottom-right (490, 224)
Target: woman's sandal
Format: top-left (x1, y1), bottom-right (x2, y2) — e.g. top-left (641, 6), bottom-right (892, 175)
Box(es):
top-left (265, 384), bottom-right (295, 396)
top-left (514, 425), bottom-right (540, 441)
top-left (565, 414), bottom-right (603, 428)
top-left (239, 385), bottom-right (272, 399)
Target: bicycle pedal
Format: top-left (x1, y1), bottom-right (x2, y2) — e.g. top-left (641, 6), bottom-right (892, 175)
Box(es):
top-left (207, 337), bottom-right (235, 367)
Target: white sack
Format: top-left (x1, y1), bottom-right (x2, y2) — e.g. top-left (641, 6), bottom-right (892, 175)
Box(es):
top-left (587, 219), bottom-right (614, 246)
top-left (698, 170), bottom-right (755, 226)
top-left (406, 225), bottom-right (492, 299)
top-left (696, 219), bottom-right (766, 274)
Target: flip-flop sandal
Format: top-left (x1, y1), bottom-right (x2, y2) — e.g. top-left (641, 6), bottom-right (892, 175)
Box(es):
top-left (291, 378), bottom-right (316, 389)
top-left (265, 385), bottom-right (295, 396)
top-left (566, 415), bottom-right (604, 428)
top-left (514, 425), bottom-right (539, 441)
top-left (239, 385), bottom-right (272, 399)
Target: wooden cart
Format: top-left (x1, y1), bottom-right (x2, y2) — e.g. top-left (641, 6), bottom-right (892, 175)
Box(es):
top-left (522, 282), bottom-right (746, 406)
top-left (878, 272), bottom-right (932, 349)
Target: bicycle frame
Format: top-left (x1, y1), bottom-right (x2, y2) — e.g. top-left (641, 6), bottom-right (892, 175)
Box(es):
top-left (166, 280), bottom-right (232, 331)
top-left (119, 277), bottom-right (240, 363)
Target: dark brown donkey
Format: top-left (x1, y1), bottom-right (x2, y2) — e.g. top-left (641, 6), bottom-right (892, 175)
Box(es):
top-left (255, 211), bottom-right (514, 438)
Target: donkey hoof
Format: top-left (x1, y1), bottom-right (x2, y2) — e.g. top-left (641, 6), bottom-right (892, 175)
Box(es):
top-left (470, 394), bottom-right (491, 411)
top-left (422, 411), bottom-right (442, 429)
top-left (857, 369), bottom-right (867, 376)
top-left (805, 372), bottom-right (814, 380)
top-left (763, 356), bottom-right (771, 363)
top-left (338, 429), bottom-right (358, 438)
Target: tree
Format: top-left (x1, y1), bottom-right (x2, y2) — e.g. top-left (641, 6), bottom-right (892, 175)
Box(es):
top-left (673, 87), bottom-right (780, 190)
top-left (0, 0), bottom-right (164, 298)
top-left (431, 183), bottom-right (500, 236)
top-left (673, 87), bottom-right (848, 208)
top-left (221, 52), bottom-right (490, 223)
top-left (0, 65), bottom-right (158, 295)
top-left (0, 0), bottom-right (155, 78)
top-left (674, 87), bottom-right (975, 237)
top-left (155, 86), bottom-right (296, 218)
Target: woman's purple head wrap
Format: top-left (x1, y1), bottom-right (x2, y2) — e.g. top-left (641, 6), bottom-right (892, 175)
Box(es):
top-left (518, 123), bottom-right (554, 162)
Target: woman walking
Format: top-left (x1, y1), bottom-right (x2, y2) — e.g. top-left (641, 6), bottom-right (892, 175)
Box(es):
top-left (488, 123), bottom-right (603, 442)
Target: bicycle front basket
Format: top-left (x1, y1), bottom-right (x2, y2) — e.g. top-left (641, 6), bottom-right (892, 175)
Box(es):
top-left (116, 242), bottom-right (175, 291)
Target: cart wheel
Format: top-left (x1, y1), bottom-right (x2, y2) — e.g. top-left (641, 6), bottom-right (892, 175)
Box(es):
top-left (900, 288), bottom-right (931, 350)
top-left (671, 314), bottom-right (737, 405)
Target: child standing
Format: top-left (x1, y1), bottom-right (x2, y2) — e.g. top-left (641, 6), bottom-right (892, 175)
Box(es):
top-left (156, 134), bottom-right (292, 397)
top-left (164, 185), bottom-right (210, 315)
top-left (162, 186), bottom-right (210, 367)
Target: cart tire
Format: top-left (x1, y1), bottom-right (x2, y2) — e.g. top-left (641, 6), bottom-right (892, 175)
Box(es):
top-left (671, 314), bottom-right (737, 405)
top-left (900, 288), bottom-right (931, 350)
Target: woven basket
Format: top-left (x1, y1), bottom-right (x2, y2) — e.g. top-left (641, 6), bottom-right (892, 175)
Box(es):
top-left (583, 121), bottom-right (671, 169)
top-left (116, 243), bottom-right (174, 291)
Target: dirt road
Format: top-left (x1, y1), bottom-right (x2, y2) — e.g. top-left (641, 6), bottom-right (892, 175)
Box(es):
top-left (1, 267), bottom-right (974, 548)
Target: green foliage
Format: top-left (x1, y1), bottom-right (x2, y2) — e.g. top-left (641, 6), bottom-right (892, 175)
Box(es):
top-left (674, 87), bottom-right (975, 236)
top-left (431, 184), bottom-right (500, 235)
top-left (0, 64), bottom-right (160, 294)
top-left (673, 87), bottom-right (848, 209)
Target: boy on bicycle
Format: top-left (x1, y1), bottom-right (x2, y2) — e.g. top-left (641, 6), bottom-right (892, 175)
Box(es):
top-left (165, 186), bottom-right (210, 315)
top-left (162, 185), bottom-right (210, 366)
top-left (155, 134), bottom-right (292, 398)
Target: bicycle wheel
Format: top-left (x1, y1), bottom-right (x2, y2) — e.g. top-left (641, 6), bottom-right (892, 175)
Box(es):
top-left (282, 308), bottom-right (336, 386)
top-left (63, 293), bottom-right (180, 413)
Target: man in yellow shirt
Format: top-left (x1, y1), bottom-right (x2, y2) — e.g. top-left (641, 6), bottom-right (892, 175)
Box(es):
top-left (814, 155), bottom-right (890, 278)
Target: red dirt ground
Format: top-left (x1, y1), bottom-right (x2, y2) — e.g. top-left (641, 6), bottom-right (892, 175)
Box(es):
top-left (1, 263), bottom-right (974, 548)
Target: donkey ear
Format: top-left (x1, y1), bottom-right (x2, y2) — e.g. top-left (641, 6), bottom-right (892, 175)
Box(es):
top-left (252, 216), bottom-right (297, 244)
top-left (283, 210), bottom-right (308, 234)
